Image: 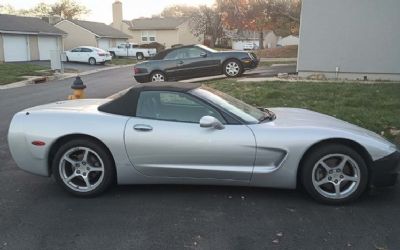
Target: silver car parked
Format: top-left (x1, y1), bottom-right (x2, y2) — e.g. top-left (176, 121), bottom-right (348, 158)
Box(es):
top-left (8, 83), bottom-right (399, 204)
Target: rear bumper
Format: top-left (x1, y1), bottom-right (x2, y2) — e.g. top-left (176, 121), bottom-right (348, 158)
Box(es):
top-left (134, 74), bottom-right (150, 83)
top-left (370, 150), bottom-right (400, 187)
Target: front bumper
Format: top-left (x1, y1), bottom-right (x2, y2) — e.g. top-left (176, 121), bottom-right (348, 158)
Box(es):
top-left (370, 150), bottom-right (400, 187)
top-left (242, 59), bottom-right (259, 69)
top-left (134, 74), bottom-right (150, 83)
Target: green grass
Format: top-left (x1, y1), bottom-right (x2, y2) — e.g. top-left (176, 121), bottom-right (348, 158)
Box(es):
top-left (0, 63), bottom-right (50, 85)
top-left (206, 80), bottom-right (400, 144)
top-left (108, 57), bottom-right (138, 65)
top-left (259, 61), bottom-right (297, 67)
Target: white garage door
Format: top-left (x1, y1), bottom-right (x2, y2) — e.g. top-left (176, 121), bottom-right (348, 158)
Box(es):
top-left (3, 35), bottom-right (29, 62)
top-left (38, 36), bottom-right (59, 60)
top-left (98, 39), bottom-right (110, 50)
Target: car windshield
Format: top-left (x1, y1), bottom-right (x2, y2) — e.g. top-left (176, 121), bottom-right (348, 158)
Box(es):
top-left (190, 86), bottom-right (267, 124)
top-left (196, 44), bottom-right (217, 53)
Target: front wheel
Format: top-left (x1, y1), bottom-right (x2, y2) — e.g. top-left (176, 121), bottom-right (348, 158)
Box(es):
top-left (301, 144), bottom-right (368, 204)
top-left (52, 139), bottom-right (115, 197)
top-left (223, 59), bottom-right (243, 77)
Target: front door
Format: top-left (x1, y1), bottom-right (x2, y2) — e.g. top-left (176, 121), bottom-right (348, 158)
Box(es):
top-left (175, 47), bottom-right (220, 78)
top-left (124, 90), bottom-right (256, 181)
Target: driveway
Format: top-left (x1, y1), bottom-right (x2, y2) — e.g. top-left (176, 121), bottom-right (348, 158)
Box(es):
top-left (16, 60), bottom-right (111, 73)
top-left (245, 64), bottom-right (297, 78)
top-left (0, 67), bottom-right (399, 249)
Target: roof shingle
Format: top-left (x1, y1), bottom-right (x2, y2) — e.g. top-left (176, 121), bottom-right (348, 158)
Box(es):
top-left (68, 19), bottom-right (131, 38)
top-left (0, 14), bottom-right (65, 35)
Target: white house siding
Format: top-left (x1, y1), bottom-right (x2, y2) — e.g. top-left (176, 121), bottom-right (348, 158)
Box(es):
top-left (277, 35), bottom-right (299, 46)
top-left (298, 0), bottom-right (400, 80)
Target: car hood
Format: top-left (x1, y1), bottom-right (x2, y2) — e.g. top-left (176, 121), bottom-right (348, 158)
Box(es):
top-left (267, 108), bottom-right (389, 143)
top-left (23, 99), bottom-right (110, 113)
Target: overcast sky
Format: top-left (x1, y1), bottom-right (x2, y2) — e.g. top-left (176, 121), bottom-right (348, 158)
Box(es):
top-left (2, 0), bottom-right (214, 23)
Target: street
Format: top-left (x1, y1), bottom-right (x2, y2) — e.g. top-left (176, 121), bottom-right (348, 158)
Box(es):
top-left (0, 67), bottom-right (399, 250)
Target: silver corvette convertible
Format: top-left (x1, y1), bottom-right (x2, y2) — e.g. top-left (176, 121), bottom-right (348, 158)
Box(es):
top-left (8, 82), bottom-right (399, 204)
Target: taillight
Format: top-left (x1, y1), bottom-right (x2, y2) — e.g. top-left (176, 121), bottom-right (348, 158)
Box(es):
top-left (98, 53), bottom-right (105, 56)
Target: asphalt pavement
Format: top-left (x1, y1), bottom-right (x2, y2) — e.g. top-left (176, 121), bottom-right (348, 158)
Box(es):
top-left (0, 66), bottom-right (399, 250)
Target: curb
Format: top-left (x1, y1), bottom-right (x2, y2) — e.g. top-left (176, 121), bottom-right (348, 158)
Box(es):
top-left (0, 64), bottom-right (135, 90)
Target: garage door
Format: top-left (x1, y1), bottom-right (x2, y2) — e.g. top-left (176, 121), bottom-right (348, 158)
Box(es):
top-left (3, 35), bottom-right (29, 62)
top-left (98, 39), bottom-right (110, 50)
top-left (38, 36), bottom-right (59, 60)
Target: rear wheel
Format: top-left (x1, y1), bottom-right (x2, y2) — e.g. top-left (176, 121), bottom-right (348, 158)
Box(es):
top-left (150, 71), bottom-right (166, 82)
top-left (110, 51), bottom-right (116, 58)
top-left (89, 57), bottom-right (96, 65)
top-left (136, 53), bottom-right (144, 60)
top-left (223, 59), bottom-right (243, 77)
top-left (301, 144), bottom-right (368, 204)
top-left (52, 139), bottom-right (115, 197)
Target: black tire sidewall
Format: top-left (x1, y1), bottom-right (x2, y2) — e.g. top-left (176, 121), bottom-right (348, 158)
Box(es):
top-left (52, 139), bottom-right (115, 197)
top-left (137, 53), bottom-right (144, 60)
top-left (223, 59), bottom-right (243, 77)
top-left (301, 144), bottom-right (368, 204)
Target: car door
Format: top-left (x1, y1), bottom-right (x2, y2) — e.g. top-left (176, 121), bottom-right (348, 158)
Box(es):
top-left (176, 47), bottom-right (220, 78)
top-left (161, 49), bottom-right (182, 79)
top-left (124, 90), bottom-right (256, 181)
top-left (68, 48), bottom-right (81, 61)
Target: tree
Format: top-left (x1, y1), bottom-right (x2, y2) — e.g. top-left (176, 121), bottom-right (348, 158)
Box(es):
top-left (161, 4), bottom-right (198, 18)
top-left (50, 0), bottom-right (89, 19)
top-left (0, 0), bottom-right (89, 19)
top-left (189, 5), bottom-right (224, 48)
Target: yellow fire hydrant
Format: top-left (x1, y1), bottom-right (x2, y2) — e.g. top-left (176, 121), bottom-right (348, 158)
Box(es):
top-left (68, 76), bottom-right (86, 100)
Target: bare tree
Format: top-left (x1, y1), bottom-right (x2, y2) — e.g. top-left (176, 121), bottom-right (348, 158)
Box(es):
top-left (189, 5), bottom-right (224, 47)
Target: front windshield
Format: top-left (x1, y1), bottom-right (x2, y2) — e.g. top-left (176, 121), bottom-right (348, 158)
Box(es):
top-left (190, 86), bottom-right (266, 124)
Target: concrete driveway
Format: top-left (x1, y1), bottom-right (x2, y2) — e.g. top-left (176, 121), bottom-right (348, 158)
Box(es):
top-left (17, 60), bottom-right (111, 73)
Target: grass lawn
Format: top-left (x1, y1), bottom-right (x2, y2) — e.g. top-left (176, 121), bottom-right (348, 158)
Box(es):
top-left (206, 80), bottom-right (400, 144)
top-left (259, 60), bottom-right (297, 67)
top-left (255, 45), bottom-right (298, 58)
top-left (108, 57), bottom-right (138, 65)
top-left (0, 63), bottom-right (50, 85)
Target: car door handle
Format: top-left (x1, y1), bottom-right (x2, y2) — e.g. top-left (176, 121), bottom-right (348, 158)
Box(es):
top-left (133, 124), bottom-right (153, 132)
top-left (178, 60), bottom-right (184, 65)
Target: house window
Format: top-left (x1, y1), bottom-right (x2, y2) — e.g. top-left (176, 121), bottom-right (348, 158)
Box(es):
top-left (141, 31), bottom-right (156, 42)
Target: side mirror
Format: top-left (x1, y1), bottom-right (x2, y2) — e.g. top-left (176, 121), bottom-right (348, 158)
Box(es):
top-left (200, 52), bottom-right (207, 58)
top-left (200, 116), bottom-right (225, 130)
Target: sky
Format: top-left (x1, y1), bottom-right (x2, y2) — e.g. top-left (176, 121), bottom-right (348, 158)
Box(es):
top-left (1, 0), bottom-right (214, 23)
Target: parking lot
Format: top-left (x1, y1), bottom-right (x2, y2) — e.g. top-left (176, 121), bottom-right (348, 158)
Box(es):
top-left (0, 67), bottom-right (399, 250)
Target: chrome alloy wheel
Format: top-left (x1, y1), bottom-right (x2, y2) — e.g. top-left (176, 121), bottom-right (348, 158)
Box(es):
top-left (59, 147), bottom-right (105, 192)
top-left (312, 154), bottom-right (361, 199)
top-left (151, 73), bottom-right (165, 82)
top-left (225, 61), bottom-right (240, 76)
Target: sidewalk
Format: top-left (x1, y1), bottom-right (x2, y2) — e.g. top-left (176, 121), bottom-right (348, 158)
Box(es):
top-left (259, 57), bottom-right (297, 62)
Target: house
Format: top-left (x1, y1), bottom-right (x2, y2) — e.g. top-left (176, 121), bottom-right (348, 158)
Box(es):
top-left (110, 0), bottom-right (202, 48)
top-left (229, 30), bottom-right (278, 50)
top-left (55, 19), bottom-right (130, 50)
top-left (297, 0), bottom-right (400, 80)
top-left (277, 35), bottom-right (299, 47)
top-left (0, 14), bottom-right (65, 62)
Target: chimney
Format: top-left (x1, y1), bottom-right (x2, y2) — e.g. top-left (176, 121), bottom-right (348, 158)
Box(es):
top-left (112, 0), bottom-right (123, 30)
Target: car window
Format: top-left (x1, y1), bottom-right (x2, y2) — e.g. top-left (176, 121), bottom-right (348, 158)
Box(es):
top-left (81, 48), bottom-right (93, 52)
top-left (71, 48), bottom-right (81, 52)
top-left (164, 49), bottom-right (180, 60)
top-left (136, 91), bottom-right (225, 123)
top-left (181, 48), bottom-right (204, 59)
top-left (117, 44), bottom-right (125, 49)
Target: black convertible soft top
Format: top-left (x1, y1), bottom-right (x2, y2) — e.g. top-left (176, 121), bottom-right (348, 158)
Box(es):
top-left (98, 82), bottom-right (201, 116)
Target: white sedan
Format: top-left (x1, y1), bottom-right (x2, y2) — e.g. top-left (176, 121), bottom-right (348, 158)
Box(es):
top-left (65, 46), bottom-right (112, 65)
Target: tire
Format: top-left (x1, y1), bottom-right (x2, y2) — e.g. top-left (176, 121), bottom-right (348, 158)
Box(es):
top-left (52, 138), bottom-right (115, 197)
top-left (66, 56), bottom-right (70, 62)
top-left (223, 59), bottom-right (243, 77)
top-left (136, 53), bottom-right (144, 60)
top-left (150, 71), bottom-right (166, 82)
top-left (89, 57), bottom-right (96, 65)
top-left (301, 143), bottom-right (368, 204)
top-left (110, 52), bottom-right (116, 58)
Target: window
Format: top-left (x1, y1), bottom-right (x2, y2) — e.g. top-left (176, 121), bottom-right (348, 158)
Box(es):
top-left (71, 48), bottom-right (81, 52)
top-left (141, 31), bottom-right (156, 42)
top-left (136, 91), bottom-right (225, 123)
top-left (164, 47), bottom-right (205, 60)
top-left (81, 48), bottom-right (93, 52)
